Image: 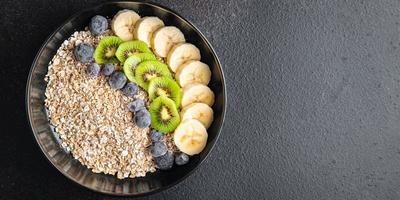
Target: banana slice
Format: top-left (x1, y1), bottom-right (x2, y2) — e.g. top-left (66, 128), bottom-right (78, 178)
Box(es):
top-left (175, 60), bottom-right (211, 87)
top-left (181, 83), bottom-right (215, 107)
top-left (167, 43), bottom-right (201, 72)
top-left (181, 103), bottom-right (214, 129)
top-left (134, 17), bottom-right (164, 46)
top-left (151, 26), bottom-right (185, 57)
top-left (174, 119), bottom-right (208, 155)
top-left (111, 10), bottom-right (140, 41)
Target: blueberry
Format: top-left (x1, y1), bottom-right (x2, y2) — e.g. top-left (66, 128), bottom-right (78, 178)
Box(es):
top-left (154, 151), bottom-right (174, 170)
top-left (134, 108), bottom-right (151, 128)
top-left (74, 43), bottom-right (94, 63)
top-left (122, 82), bottom-right (139, 97)
top-left (102, 63), bottom-right (115, 76)
top-left (86, 63), bottom-right (100, 77)
top-left (175, 152), bottom-right (189, 166)
top-left (127, 99), bottom-right (145, 112)
top-left (89, 15), bottom-right (108, 35)
top-left (109, 72), bottom-right (127, 89)
top-left (149, 141), bottom-right (167, 157)
top-left (149, 130), bottom-right (164, 142)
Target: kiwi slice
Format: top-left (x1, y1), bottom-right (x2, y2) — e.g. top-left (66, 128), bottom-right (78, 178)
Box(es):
top-left (148, 77), bottom-right (182, 107)
top-left (123, 53), bottom-right (157, 82)
top-left (94, 36), bottom-right (123, 64)
top-left (134, 60), bottom-right (172, 90)
top-left (150, 96), bottom-right (180, 133)
top-left (115, 40), bottom-right (152, 63)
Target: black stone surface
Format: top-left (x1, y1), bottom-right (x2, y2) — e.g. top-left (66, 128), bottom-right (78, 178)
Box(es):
top-left (1, 0), bottom-right (400, 199)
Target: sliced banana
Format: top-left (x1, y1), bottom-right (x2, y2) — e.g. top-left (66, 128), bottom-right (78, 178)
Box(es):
top-left (181, 83), bottom-right (215, 107)
top-left (174, 119), bottom-right (208, 155)
top-left (111, 10), bottom-right (140, 41)
top-left (167, 43), bottom-right (201, 72)
top-left (181, 103), bottom-right (214, 129)
top-left (175, 60), bottom-right (211, 87)
top-left (134, 17), bottom-right (164, 47)
top-left (151, 26), bottom-right (185, 58)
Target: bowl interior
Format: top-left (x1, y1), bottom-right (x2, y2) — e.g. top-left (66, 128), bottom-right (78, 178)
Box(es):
top-left (26, 1), bottom-right (225, 196)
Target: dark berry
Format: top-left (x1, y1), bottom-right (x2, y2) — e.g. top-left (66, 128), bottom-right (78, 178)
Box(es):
top-left (149, 141), bottom-right (167, 157)
top-left (89, 15), bottom-right (108, 35)
top-left (154, 151), bottom-right (174, 170)
top-left (109, 72), bottom-right (127, 89)
top-left (127, 99), bottom-right (145, 112)
top-left (175, 152), bottom-right (189, 165)
top-left (74, 43), bottom-right (94, 63)
top-left (150, 130), bottom-right (164, 142)
top-left (86, 63), bottom-right (100, 77)
top-left (122, 82), bottom-right (139, 97)
top-left (102, 63), bottom-right (115, 76)
top-left (134, 108), bottom-right (151, 128)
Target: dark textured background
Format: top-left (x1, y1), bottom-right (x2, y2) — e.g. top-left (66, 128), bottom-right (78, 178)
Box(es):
top-left (1, 0), bottom-right (400, 199)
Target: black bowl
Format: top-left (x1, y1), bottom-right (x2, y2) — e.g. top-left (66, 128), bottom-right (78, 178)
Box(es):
top-left (25, 1), bottom-right (226, 196)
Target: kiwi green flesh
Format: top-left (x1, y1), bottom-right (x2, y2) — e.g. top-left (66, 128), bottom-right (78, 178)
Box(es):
top-left (116, 40), bottom-right (152, 63)
top-left (160, 106), bottom-right (172, 121)
top-left (123, 53), bottom-right (156, 82)
top-left (135, 53), bottom-right (157, 62)
top-left (94, 36), bottom-right (123, 64)
top-left (105, 46), bottom-right (117, 58)
top-left (134, 61), bottom-right (172, 91)
top-left (143, 70), bottom-right (161, 81)
top-left (150, 96), bottom-right (180, 133)
top-left (148, 77), bottom-right (182, 107)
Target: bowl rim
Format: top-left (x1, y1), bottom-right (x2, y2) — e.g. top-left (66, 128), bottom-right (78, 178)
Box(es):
top-left (25, 1), bottom-right (227, 197)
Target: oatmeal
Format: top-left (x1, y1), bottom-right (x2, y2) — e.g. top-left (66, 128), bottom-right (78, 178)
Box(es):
top-left (44, 30), bottom-right (156, 178)
top-left (43, 9), bottom-right (215, 178)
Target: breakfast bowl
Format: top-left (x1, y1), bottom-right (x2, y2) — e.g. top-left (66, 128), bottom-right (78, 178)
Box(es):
top-left (26, 1), bottom-right (226, 196)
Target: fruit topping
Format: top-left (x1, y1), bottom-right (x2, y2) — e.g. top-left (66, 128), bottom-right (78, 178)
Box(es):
top-left (149, 141), bottom-right (168, 157)
top-left (111, 9), bottom-right (140, 41)
top-left (134, 17), bottom-right (165, 46)
top-left (151, 26), bottom-right (185, 57)
top-left (127, 99), bottom-right (145, 112)
top-left (86, 63), bottom-right (100, 77)
top-left (175, 152), bottom-right (189, 166)
top-left (94, 36), bottom-right (123, 64)
top-left (123, 53), bottom-right (156, 82)
top-left (149, 129), bottom-right (164, 142)
top-left (181, 83), bottom-right (215, 107)
top-left (148, 77), bottom-right (182, 107)
top-left (167, 43), bottom-right (201, 72)
top-left (173, 119), bottom-right (208, 155)
top-left (149, 96), bottom-right (180, 133)
top-left (134, 108), bottom-right (151, 128)
top-left (102, 63), bottom-right (115, 76)
top-left (89, 15), bottom-right (108, 35)
top-left (74, 43), bottom-right (94, 63)
top-left (154, 151), bottom-right (174, 170)
top-left (181, 103), bottom-right (213, 129)
top-left (109, 71), bottom-right (127, 89)
top-left (175, 60), bottom-right (211, 87)
top-left (115, 40), bottom-right (152, 63)
top-left (122, 82), bottom-right (138, 97)
top-left (134, 60), bottom-right (172, 91)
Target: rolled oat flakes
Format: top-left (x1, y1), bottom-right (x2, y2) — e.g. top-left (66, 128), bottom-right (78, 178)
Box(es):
top-left (44, 30), bottom-right (156, 178)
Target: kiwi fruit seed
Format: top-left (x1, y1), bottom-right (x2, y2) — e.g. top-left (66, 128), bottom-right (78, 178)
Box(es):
top-left (123, 53), bottom-right (157, 82)
top-left (148, 77), bottom-right (182, 107)
top-left (149, 96), bottom-right (180, 133)
top-left (115, 40), bottom-right (152, 63)
top-left (134, 60), bottom-right (172, 90)
top-left (94, 36), bottom-right (123, 63)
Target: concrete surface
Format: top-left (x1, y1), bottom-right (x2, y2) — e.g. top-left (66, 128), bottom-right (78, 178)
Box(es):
top-left (1, 0), bottom-right (400, 199)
